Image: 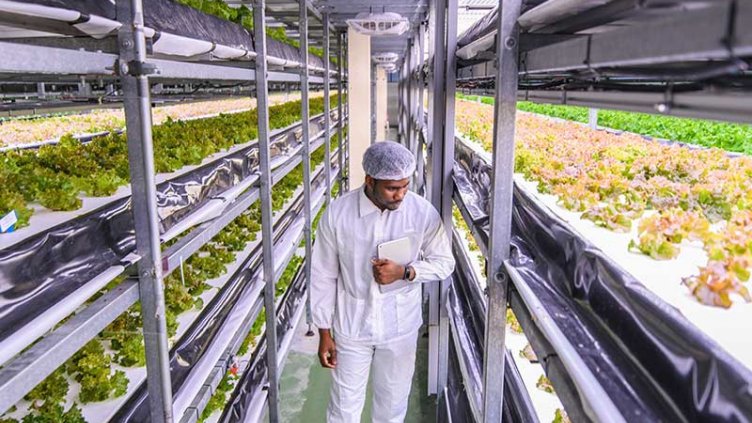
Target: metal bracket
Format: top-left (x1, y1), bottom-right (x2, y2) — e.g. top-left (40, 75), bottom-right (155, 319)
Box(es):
top-left (117, 59), bottom-right (158, 76)
top-left (127, 60), bottom-right (157, 76)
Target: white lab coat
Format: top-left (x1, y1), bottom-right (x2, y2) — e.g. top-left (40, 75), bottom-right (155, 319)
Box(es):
top-left (310, 185), bottom-right (455, 422)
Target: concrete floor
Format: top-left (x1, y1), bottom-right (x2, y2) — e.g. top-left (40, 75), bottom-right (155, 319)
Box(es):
top-left (273, 314), bottom-right (436, 422)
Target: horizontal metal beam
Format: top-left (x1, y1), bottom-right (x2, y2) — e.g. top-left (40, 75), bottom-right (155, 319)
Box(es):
top-left (522, 3), bottom-right (752, 73)
top-left (520, 88), bottom-right (752, 125)
top-left (0, 41), bottom-right (323, 82)
top-left (458, 82), bottom-right (752, 124)
top-left (0, 41), bottom-right (117, 76)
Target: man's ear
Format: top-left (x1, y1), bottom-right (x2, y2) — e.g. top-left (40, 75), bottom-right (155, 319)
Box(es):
top-left (365, 175), bottom-right (374, 189)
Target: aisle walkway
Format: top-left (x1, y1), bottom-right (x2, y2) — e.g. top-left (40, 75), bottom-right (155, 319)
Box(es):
top-left (275, 314), bottom-right (436, 422)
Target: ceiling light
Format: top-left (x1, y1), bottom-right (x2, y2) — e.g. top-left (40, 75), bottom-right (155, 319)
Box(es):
top-left (347, 12), bottom-right (409, 36)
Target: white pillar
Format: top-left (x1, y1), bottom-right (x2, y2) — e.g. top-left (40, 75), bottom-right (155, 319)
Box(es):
top-left (376, 67), bottom-right (388, 140)
top-left (347, 28), bottom-right (371, 187)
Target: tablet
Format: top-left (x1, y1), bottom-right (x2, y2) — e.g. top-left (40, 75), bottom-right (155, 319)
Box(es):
top-left (377, 237), bottom-right (413, 293)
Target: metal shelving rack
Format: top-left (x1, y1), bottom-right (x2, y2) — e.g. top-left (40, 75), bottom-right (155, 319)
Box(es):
top-left (399, 1), bottom-right (752, 422)
top-left (0, 0), bottom-right (348, 422)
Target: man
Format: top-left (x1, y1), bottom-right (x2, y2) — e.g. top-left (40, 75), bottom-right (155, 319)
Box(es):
top-left (310, 141), bottom-right (455, 422)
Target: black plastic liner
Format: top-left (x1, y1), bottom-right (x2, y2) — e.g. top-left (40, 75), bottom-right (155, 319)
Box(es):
top-left (307, 52), bottom-right (325, 69)
top-left (144, 1), bottom-right (253, 51)
top-left (23, 0), bottom-right (255, 51)
top-left (262, 37), bottom-right (334, 70)
top-left (23, 0), bottom-right (116, 19)
top-left (449, 234), bottom-right (540, 422)
top-left (439, 335), bottom-right (473, 423)
top-left (112, 160), bottom-right (333, 421)
top-left (453, 137), bottom-right (752, 421)
top-left (266, 38), bottom-right (303, 64)
top-left (457, 7), bottom-right (498, 50)
top-left (0, 113), bottom-right (336, 355)
top-left (0, 197), bottom-right (135, 344)
top-left (220, 264), bottom-right (308, 423)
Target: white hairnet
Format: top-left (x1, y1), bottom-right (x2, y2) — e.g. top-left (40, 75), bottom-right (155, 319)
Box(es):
top-left (362, 141), bottom-right (416, 180)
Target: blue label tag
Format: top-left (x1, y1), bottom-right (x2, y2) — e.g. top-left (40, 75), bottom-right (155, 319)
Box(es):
top-left (1, 210), bottom-right (18, 233)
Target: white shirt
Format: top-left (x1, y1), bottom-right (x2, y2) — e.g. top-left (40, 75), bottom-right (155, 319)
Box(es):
top-left (310, 185), bottom-right (455, 342)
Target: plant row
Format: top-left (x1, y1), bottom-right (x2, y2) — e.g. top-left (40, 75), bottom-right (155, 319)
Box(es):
top-left (456, 99), bottom-right (752, 308)
top-left (456, 93), bottom-right (752, 155)
top-left (0, 136), bottom-right (336, 422)
top-left (0, 93), bottom-right (301, 148)
top-left (0, 95), bottom-right (340, 229)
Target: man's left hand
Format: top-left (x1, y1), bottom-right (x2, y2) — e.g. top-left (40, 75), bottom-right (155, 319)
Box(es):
top-left (371, 258), bottom-right (404, 285)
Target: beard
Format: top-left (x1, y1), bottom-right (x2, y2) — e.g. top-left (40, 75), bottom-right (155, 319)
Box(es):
top-left (366, 185), bottom-right (403, 210)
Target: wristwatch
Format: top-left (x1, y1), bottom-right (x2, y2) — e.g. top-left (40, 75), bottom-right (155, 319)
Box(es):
top-left (403, 265), bottom-right (413, 281)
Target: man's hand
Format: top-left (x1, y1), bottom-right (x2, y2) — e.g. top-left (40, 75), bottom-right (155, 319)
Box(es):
top-left (371, 258), bottom-right (404, 285)
top-left (318, 329), bottom-right (337, 369)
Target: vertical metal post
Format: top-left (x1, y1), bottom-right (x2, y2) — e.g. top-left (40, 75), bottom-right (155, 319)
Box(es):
top-left (439, 0), bottom-right (457, 400)
top-left (117, 1), bottom-right (173, 421)
top-left (401, 61), bottom-right (407, 143)
top-left (36, 82), bottom-right (45, 99)
top-left (484, 0), bottom-right (523, 421)
top-left (416, 23), bottom-right (426, 195)
top-left (589, 107), bottom-right (599, 129)
top-left (424, 0), bottom-right (436, 202)
top-left (371, 63), bottom-right (377, 144)
top-left (299, 0), bottom-right (314, 338)
top-left (337, 31), bottom-right (344, 195)
top-left (77, 75), bottom-right (91, 97)
top-left (398, 63), bottom-right (403, 142)
top-left (323, 13), bottom-right (332, 203)
top-left (427, 0), bottom-right (448, 397)
top-left (253, 1), bottom-right (280, 421)
top-left (405, 38), bottom-right (413, 152)
top-left (344, 33), bottom-right (350, 192)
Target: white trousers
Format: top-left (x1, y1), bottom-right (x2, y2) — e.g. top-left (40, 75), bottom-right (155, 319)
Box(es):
top-left (326, 331), bottom-right (419, 423)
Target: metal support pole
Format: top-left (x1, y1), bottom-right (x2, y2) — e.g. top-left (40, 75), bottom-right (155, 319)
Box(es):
top-left (440, 0), bottom-right (457, 400)
top-left (406, 38), bottom-right (413, 152)
top-left (402, 61), bottom-right (407, 143)
top-left (483, 0), bottom-right (523, 421)
top-left (371, 63), bottom-right (376, 144)
top-left (589, 107), bottom-right (599, 129)
top-left (77, 75), bottom-right (91, 97)
top-left (117, 1), bottom-right (173, 421)
top-left (416, 23), bottom-right (427, 195)
top-left (337, 31), bottom-right (344, 195)
top-left (299, 0), bottom-right (314, 342)
top-left (412, 38), bottom-right (419, 152)
top-left (398, 72), bottom-right (402, 141)
top-left (428, 0), bottom-right (452, 398)
top-left (424, 0), bottom-right (436, 201)
top-left (36, 82), bottom-right (45, 99)
top-left (323, 13), bottom-right (332, 204)
top-left (344, 33), bottom-right (350, 192)
top-left (253, 1), bottom-right (280, 421)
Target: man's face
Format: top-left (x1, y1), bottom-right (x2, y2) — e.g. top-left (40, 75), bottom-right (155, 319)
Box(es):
top-left (366, 176), bottom-right (409, 210)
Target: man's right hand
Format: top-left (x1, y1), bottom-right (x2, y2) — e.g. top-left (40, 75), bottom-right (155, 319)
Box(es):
top-left (318, 329), bottom-right (337, 369)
